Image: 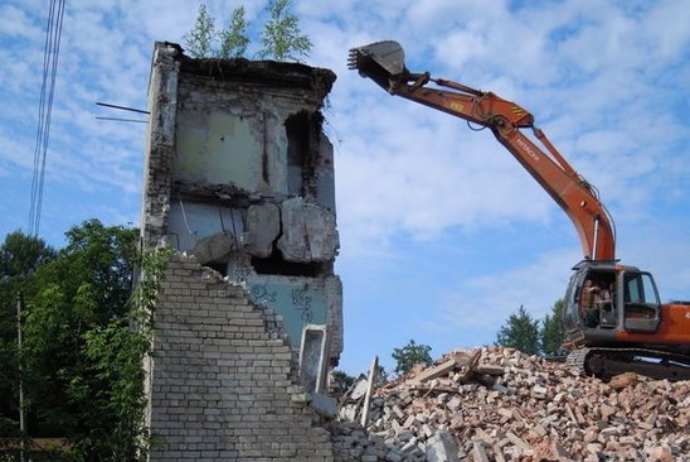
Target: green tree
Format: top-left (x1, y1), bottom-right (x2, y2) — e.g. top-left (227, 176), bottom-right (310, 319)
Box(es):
top-left (74, 245), bottom-right (170, 461)
top-left (495, 305), bottom-right (541, 356)
top-left (391, 339), bottom-right (432, 377)
top-left (330, 370), bottom-right (355, 393)
top-left (184, 3), bottom-right (216, 58)
top-left (259, 0), bottom-right (313, 62)
top-left (6, 220), bottom-right (160, 461)
top-left (541, 299), bottom-right (565, 357)
top-left (219, 6), bottom-right (250, 58)
top-left (0, 231), bottom-right (56, 279)
top-left (21, 221), bottom-right (137, 432)
top-left (0, 232), bottom-right (56, 437)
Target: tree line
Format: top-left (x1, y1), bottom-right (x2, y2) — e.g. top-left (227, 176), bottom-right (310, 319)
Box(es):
top-left (0, 221), bottom-right (167, 461)
top-left (495, 301), bottom-right (566, 357)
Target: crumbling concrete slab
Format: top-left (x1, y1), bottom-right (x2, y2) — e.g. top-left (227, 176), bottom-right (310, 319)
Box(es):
top-left (243, 203), bottom-right (281, 258)
top-left (187, 231), bottom-right (235, 264)
top-left (277, 197), bottom-right (339, 262)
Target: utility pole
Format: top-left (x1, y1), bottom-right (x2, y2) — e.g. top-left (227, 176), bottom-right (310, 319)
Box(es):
top-left (17, 292), bottom-right (26, 462)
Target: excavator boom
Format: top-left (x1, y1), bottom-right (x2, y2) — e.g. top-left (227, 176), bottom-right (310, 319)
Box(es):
top-left (349, 41), bottom-right (615, 262)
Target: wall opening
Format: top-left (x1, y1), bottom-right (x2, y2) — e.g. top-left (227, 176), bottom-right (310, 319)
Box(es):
top-left (252, 249), bottom-right (323, 277)
top-left (286, 111), bottom-right (310, 196)
top-left (205, 261), bottom-right (229, 277)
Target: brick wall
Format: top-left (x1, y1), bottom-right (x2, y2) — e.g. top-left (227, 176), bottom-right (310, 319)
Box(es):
top-left (146, 255), bottom-right (335, 461)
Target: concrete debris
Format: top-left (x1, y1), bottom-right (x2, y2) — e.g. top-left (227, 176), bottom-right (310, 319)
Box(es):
top-left (187, 231), bottom-right (235, 264)
top-left (278, 197), bottom-right (339, 263)
top-left (310, 392), bottom-right (338, 418)
top-left (330, 347), bottom-right (689, 462)
top-left (426, 431), bottom-right (459, 462)
top-left (361, 356), bottom-right (380, 427)
top-left (243, 203), bottom-right (281, 258)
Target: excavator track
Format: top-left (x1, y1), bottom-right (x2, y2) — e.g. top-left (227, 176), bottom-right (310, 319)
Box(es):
top-left (566, 347), bottom-right (690, 382)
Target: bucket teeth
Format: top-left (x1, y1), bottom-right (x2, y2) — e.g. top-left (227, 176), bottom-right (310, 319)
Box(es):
top-left (347, 48), bottom-right (365, 70)
top-left (347, 41), bottom-right (405, 77)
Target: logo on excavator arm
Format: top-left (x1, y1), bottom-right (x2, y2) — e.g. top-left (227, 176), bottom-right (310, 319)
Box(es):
top-left (516, 137), bottom-right (541, 162)
top-left (510, 106), bottom-right (525, 116)
top-left (446, 102), bottom-right (465, 112)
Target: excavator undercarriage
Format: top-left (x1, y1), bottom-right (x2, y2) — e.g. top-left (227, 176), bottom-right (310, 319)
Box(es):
top-left (565, 347), bottom-right (690, 382)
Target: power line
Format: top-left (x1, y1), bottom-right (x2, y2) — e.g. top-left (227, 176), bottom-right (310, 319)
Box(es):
top-left (29, 0), bottom-right (66, 237)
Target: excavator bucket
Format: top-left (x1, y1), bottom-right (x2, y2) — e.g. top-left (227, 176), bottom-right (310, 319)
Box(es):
top-left (348, 40), bottom-right (408, 90)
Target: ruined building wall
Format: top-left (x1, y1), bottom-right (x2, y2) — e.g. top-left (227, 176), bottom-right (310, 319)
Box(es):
top-left (141, 42), bottom-right (342, 460)
top-left (141, 42), bottom-right (342, 361)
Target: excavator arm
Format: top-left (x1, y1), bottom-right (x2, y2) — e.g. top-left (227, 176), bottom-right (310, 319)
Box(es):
top-left (349, 41), bottom-right (615, 261)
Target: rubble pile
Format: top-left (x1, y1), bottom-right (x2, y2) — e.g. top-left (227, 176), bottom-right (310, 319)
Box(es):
top-left (334, 347), bottom-right (689, 462)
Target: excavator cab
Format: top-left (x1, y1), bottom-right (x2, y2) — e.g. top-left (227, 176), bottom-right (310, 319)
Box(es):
top-left (562, 260), bottom-right (662, 346)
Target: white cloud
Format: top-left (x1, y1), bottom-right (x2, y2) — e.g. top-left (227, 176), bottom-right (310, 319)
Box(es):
top-left (333, 95), bottom-right (555, 255)
top-left (431, 248), bottom-right (580, 330)
top-left (0, 4), bottom-right (43, 40)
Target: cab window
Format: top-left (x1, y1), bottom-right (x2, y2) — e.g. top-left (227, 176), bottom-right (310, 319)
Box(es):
top-left (624, 273), bottom-right (659, 305)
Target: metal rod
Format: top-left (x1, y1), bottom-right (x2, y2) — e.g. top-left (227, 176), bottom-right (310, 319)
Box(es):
top-left (96, 117), bottom-right (148, 123)
top-left (17, 292), bottom-right (25, 462)
top-left (96, 101), bottom-right (150, 114)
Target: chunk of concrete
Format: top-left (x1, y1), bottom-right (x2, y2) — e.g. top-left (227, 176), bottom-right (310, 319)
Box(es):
top-left (309, 393), bottom-right (337, 418)
top-left (426, 431), bottom-right (459, 462)
top-left (277, 197), bottom-right (338, 262)
top-left (349, 375), bottom-right (369, 400)
top-left (188, 232), bottom-right (235, 264)
top-left (243, 203), bottom-right (281, 258)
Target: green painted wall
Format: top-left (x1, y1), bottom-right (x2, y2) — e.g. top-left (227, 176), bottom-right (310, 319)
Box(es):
top-left (248, 277), bottom-right (328, 347)
top-left (174, 111), bottom-right (263, 190)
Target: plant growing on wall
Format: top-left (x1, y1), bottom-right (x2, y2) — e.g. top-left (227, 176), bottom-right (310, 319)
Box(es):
top-left (258, 0), bottom-right (313, 62)
top-left (219, 6), bottom-right (250, 58)
top-left (183, 1), bottom-right (313, 62)
top-left (184, 3), bottom-right (216, 58)
top-left (79, 245), bottom-right (172, 461)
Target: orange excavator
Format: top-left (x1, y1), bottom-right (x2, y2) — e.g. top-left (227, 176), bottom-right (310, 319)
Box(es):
top-left (348, 41), bottom-right (690, 381)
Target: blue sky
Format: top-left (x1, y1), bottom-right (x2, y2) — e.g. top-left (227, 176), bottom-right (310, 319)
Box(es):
top-left (1, 0), bottom-right (689, 376)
